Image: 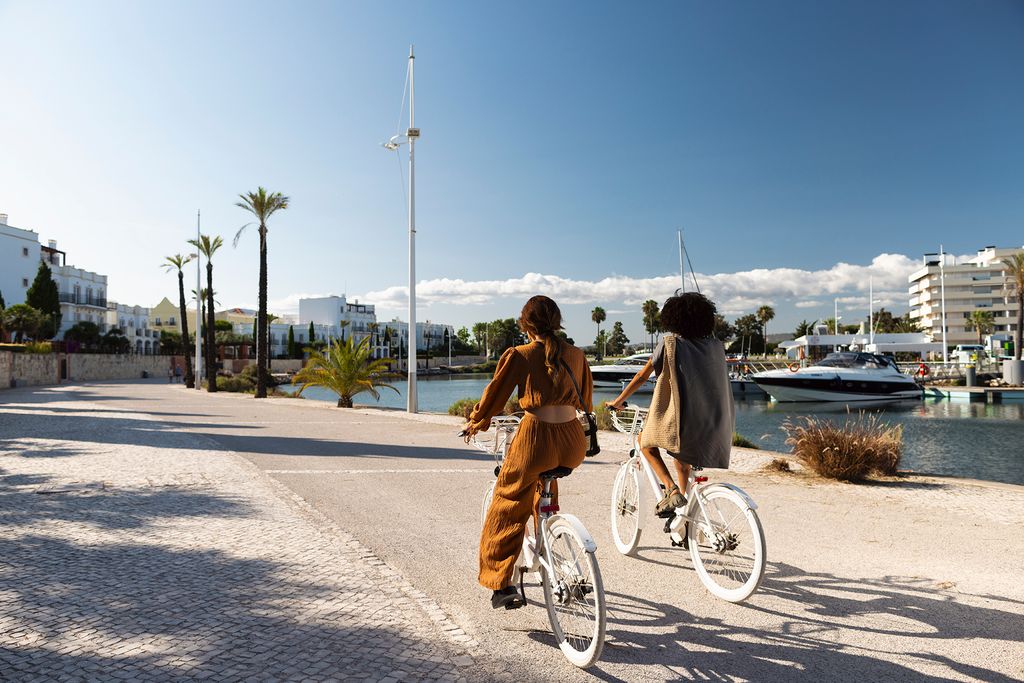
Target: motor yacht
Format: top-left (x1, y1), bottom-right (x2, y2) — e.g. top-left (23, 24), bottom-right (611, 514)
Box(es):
top-left (591, 353), bottom-right (651, 387)
top-left (751, 352), bottom-right (922, 402)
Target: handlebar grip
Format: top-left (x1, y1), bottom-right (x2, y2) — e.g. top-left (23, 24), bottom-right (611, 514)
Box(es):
top-left (457, 430), bottom-right (469, 438)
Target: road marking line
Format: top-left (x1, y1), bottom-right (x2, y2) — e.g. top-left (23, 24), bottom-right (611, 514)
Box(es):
top-left (265, 468), bottom-right (490, 474)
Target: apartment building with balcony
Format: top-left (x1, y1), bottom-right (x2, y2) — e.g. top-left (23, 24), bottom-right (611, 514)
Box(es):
top-left (106, 302), bottom-right (160, 354)
top-left (908, 246), bottom-right (1024, 348)
top-left (298, 295), bottom-right (387, 356)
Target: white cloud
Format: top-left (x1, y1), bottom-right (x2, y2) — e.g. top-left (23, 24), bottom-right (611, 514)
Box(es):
top-left (358, 253), bottom-right (920, 314)
top-left (795, 300), bottom-right (822, 308)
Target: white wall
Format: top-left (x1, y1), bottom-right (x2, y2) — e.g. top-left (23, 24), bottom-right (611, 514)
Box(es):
top-left (0, 221), bottom-right (41, 308)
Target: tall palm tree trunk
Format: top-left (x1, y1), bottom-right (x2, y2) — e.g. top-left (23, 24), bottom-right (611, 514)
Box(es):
top-left (177, 270), bottom-right (194, 388)
top-left (256, 227), bottom-right (269, 398)
top-left (206, 263), bottom-right (217, 392)
top-left (1016, 293), bottom-right (1023, 362)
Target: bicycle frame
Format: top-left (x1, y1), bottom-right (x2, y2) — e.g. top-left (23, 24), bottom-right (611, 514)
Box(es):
top-left (610, 406), bottom-right (758, 544)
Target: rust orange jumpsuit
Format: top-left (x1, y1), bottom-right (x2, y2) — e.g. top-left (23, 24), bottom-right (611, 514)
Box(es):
top-left (469, 341), bottom-right (593, 590)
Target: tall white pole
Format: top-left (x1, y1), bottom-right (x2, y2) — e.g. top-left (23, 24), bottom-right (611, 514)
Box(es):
top-left (869, 276), bottom-right (874, 345)
top-left (195, 210), bottom-right (202, 390)
top-left (834, 298), bottom-right (839, 335)
top-left (939, 245), bottom-right (948, 364)
top-left (448, 327), bottom-right (452, 367)
top-left (678, 229), bottom-right (685, 293)
top-left (407, 46), bottom-right (418, 413)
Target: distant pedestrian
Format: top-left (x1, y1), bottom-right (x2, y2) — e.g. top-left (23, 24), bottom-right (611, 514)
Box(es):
top-left (174, 364), bottom-right (182, 383)
top-left (168, 365), bottom-right (175, 383)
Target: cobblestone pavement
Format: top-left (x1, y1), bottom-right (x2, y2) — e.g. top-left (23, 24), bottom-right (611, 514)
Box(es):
top-left (0, 383), bottom-right (504, 682)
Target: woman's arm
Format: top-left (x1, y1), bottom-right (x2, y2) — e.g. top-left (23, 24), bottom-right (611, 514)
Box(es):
top-left (607, 360), bottom-right (654, 410)
top-left (465, 348), bottom-right (522, 437)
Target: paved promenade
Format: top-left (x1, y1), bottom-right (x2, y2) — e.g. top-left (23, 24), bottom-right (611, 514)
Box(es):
top-left (0, 383), bottom-right (492, 682)
top-left (3, 381), bottom-right (1024, 682)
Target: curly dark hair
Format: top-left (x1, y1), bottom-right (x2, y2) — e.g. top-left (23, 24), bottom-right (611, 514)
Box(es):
top-left (660, 292), bottom-right (717, 339)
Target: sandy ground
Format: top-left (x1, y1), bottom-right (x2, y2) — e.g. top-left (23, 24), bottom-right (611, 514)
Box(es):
top-left (3, 380), bottom-right (1023, 682)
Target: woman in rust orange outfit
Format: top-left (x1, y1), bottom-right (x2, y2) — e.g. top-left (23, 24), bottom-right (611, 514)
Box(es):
top-left (463, 295), bottom-right (593, 609)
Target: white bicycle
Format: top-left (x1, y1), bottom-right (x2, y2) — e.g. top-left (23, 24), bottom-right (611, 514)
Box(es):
top-left (466, 416), bottom-right (607, 668)
top-left (608, 405), bottom-right (766, 603)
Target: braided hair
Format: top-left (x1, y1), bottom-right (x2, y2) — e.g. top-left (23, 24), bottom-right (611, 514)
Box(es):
top-left (518, 295), bottom-right (564, 382)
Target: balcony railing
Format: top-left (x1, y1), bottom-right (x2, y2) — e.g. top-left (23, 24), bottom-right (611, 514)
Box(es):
top-left (59, 293), bottom-right (107, 308)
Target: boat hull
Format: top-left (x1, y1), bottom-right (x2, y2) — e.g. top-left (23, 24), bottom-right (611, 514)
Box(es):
top-left (753, 375), bottom-right (922, 402)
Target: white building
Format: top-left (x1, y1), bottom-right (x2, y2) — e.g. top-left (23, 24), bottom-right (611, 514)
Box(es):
top-left (908, 246), bottom-right (1024, 349)
top-left (106, 302), bottom-right (160, 354)
top-left (234, 321), bottom-right (335, 359)
top-left (0, 214), bottom-right (41, 307)
top-left (780, 332), bottom-right (943, 360)
top-left (384, 320), bottom-right (455, 359)
top-left (299, 295), bottom-right (386, 357)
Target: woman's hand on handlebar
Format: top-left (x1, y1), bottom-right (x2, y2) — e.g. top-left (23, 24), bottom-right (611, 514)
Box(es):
top-left (606, 399), bottom-right (627, 412)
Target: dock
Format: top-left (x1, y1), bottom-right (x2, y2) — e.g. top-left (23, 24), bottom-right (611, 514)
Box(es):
top-left (923, 385), bottom-right (1024, 403)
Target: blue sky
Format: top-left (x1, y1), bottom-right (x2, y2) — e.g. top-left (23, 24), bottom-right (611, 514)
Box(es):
top-left (1, 0), bottom-right (1022, 343)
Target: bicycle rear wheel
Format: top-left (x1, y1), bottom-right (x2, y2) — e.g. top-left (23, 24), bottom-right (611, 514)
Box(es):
top-left (688, 487), bottom-right (766, 603)
top-left (541, 518), bottom-right (606, 668)
top-left (610, 459), bottom-right (642, 555)
top-left (481, 480), bottom-right (496, 526)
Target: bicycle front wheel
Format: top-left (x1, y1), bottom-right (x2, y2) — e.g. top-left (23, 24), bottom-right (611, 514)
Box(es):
top-left (541, 518), bottom-right (606, 668)
top-left (688, 487), bottom-right (766, 603)
top-left (610, 459), bottom-right (642, 555)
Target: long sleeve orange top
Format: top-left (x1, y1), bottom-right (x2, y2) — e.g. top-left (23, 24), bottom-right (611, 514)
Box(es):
top-left (469, 341), bottom-right (594, 432)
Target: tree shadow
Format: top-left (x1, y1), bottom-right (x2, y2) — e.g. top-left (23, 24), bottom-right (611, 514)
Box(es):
top-left (0, 479), bottom-right (473, 679)
top-left (579, 560), bottom-right (1023, 681)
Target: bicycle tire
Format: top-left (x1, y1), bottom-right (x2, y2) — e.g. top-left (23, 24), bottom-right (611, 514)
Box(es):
top-left (610, 459), bottom-right (642, 555)
top-left (687, 487), bottom-right (766, 603)
top-left (540, 518), bottom-right (606, 668)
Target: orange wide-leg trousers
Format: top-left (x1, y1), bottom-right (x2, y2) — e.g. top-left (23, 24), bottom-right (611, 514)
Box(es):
top-left (478, 415), bottom-right (586, 590)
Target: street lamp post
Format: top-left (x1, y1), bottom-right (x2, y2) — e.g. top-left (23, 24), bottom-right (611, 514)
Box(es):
top-left (383, 47), bottom-right (420, 412)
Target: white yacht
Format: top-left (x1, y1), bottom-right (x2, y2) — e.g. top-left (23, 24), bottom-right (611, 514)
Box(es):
top-left (752, 352), bottom-right (922, 402)
top-left (591, 353), bottom-right (651, 388)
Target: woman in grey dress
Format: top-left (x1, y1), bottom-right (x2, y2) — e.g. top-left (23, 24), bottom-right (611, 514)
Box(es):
top-left (608, 292), bottom-right (735, 515)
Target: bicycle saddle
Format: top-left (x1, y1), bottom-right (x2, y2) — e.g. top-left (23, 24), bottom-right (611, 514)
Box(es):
top-left (539, 466), bottom-right (574, 480)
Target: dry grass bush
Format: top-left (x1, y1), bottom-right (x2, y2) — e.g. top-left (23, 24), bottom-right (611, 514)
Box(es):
top-left (783, 413), bottom-right (903, 481)
top-left (767, 458), bottom-right (791, 472)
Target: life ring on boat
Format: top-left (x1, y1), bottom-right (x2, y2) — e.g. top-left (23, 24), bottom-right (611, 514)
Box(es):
top-left (788, 362), bottom-right (800, 373)
top-left (916, 363), bottom-right (930, 377)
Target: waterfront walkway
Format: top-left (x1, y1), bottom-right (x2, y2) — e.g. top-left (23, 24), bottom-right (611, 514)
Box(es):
top-left (2, 381), bottom-right (1023, 681)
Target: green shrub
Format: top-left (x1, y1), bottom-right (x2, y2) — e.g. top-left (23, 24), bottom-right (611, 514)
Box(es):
top-left (783, 413), bottom-right (903, 481)
top-left (217, 375), bottom-right (256, 393)
top-left (594, 403), bottom-right (614, 431)
top-left (23, 341), bottom-right (52, 354)
top-left (732, 432), bottom-right (758, 449)
top-left (448, 397), bottom-right (478, 419)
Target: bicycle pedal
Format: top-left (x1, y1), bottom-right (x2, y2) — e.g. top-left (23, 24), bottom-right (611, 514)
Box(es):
top-left (656, 510), bottom-right (675, 520)
top-left (504, 600), bottom-right (526, 610)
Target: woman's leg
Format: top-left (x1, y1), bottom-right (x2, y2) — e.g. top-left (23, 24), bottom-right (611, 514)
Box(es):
top-left (674, 460), bottom-right (692, 496)
top-left (640, 445), bottom-right (677, 491)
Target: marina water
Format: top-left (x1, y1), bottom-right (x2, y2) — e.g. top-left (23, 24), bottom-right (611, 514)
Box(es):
top-left (285, 375), bottom-right (1024, 486)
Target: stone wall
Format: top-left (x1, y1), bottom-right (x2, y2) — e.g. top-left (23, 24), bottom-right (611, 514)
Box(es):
top-left (0, 352), bottom-right (177, 389)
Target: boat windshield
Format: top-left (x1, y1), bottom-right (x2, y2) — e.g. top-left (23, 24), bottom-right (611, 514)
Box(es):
top-left (816, 352), bottom-right (897, 370)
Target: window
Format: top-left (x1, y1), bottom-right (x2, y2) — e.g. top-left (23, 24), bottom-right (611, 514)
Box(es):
top-left (169, 316), bottom-right (176, 325)
top-left (154, 317), bottom-right (162, 325)
top-left (22, 278), bottom-right (28, 287)
top-left (22, 247), bottom-right (28, 256)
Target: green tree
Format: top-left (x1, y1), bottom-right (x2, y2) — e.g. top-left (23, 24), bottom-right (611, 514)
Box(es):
top-left (292, 336), bottom-right (398, 408)
top-left (472, 322), bottom-right (489, 355)
top-left (641, 299), bottom-right (660, 351)
top-left (25, 261), bottom-right (61, 338)
top-left (489, 318), bottom-right (525, 355)
top-left (162, 254), bottom-right (196, 387)
top-left (591, 306), bottom-right (606, 359)
top-left (287, 325), bottom-right (296, 358)
top-left (891, 313), bottom-right (922, 334)
top-left (235, 187), bottom-right (290, 398)
top-left (160, 330), bottom-right (183, 355)
top-left (556, 330), bottom-right (575, 346)
top-left (794, 319), bottom-right (818, 337)
top-left (3, 304), bottom-right (45, 343)
top-left (1002, 252), bottom-right (1024, 361)
top-left (189, 234), bottom-right (224, 393)
top-left (756, 305), bottom-right (775, 354)
top-left (606, 321), bottom-right (629, 355)
top-left (965, 310), bottom-right (994, 346)
top-left (457, 326), bottom-right (471, 346)
top-left (732, 314), bottom-right (763, 355)
top-left (308, 321), bottom-right (315, 347)
top-left (101, 328), bottom-right (130, 354)
top-left (0, 289), bottom-right (6, 342)
top-left (713, 314), bottom-right (734, 343)
top-left (63, 320), bottom-right (102, 349)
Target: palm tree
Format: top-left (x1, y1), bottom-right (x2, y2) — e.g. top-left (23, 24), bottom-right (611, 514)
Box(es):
top-left (2, 304), bottom-right (44, 343)
top-left (235, 187), bottom-right (290, 398)
top-left (292, 336), bottom-right (398, 407)
top-left (1002, 252), bottom-right (1024, 361)
top-left (964, 310), bottom-right (994, 346)
top-left (591, 306), bottom-right (606, 359)
top-left (339, 319), bottom-right (350, 342)
top-left (794, 319), bottom-right (817, 337)
top-left (367, 322), bottom-right (380, 359)
top-left (641, 300), bottom-right (660, 352)
top-left (756, 305), bottom-right (775, 355)
top-left (188, 234), bottom-right (224, 392)
top-left (162, 254), bottom-right (196, 387)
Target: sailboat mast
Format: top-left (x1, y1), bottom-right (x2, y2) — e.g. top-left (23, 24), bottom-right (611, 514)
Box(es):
top-left (678, 229), bottom-right (685, 293)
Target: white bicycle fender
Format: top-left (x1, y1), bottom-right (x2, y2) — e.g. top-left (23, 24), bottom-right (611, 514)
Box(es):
top-left (547, 513), bottom-right (598, 553)
top-left (701, 482), bottom-right (758, 511)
